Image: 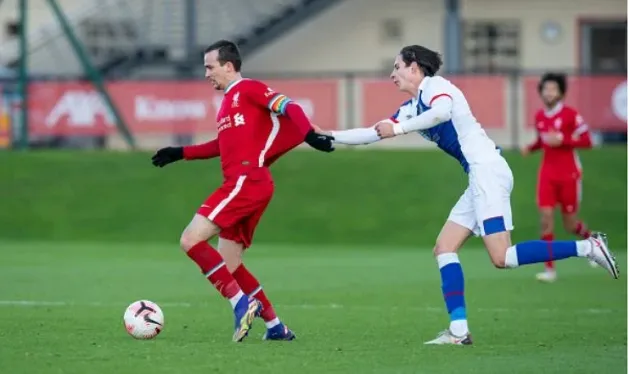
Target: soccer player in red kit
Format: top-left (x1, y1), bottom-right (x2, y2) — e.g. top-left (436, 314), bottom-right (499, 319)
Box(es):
top-left (151, 40), bottom-right (335, 342)
top-left (521, 73), bottom-right (596, 282)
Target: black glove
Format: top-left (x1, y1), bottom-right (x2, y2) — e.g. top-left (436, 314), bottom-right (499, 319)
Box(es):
top-left (304, 129), bottom-right (335, 153)
top-left (151, 146), bottom-right (184, 167)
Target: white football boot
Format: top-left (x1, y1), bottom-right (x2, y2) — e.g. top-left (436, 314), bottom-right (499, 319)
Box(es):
top-left (536, 270), bottom-right (557, 283)
top-left (424, 329), bottom-right (473, 345)
top-left (585, 232), bottom-right (619, 279)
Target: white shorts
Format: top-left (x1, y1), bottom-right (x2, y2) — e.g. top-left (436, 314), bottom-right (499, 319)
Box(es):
top-left (447, 157), bottom-right (514, 237)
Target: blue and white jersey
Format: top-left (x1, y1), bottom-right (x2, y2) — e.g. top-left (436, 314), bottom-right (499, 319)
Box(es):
top-left (390, 76), bottom-right (502, 173)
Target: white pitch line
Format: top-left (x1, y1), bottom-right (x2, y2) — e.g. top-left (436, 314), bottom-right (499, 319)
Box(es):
top-left (0, 300), bottom-right (620, 314)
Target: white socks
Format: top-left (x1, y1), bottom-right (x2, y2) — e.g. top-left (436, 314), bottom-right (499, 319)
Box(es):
top-left (450, 320), bottom-right (469, 337)
top-left (265, 317), bottom-right (281, 329)
top-left (576, 240), bottom-right (592, 257)
top-left (229, 290), bottom-right (245, 309)
top-left (504, 245), bottom-right (519, 268)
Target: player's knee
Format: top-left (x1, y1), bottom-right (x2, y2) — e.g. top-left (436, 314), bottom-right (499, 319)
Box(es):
top-left (180, 229), bottom-right (214, 253)
top-left (540, 212), bottom-right (554, 233)
top-left (483, 232), bottom-right (512, 269)
top-left (433, 241), bottom-right (458, 256)
top-left (179, 232), bottom-right (199, 252)
top-left (179, 215), bottom-right (220, 252)
top-left (489, 251), bottom-right (507, 268)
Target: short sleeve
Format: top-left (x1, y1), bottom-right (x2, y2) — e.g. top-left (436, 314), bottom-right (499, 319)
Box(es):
top-left (424, 78), bottom-right (453, 107)
top-left (244, 80), bottom-right (292, 115)
top-left (572, 111), bottom-right (589, 136)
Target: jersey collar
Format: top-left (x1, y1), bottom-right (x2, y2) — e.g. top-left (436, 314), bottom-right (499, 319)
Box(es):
top-left (417, 76), bottom-right (430, 95)
top-left (224, 78), bottom-right (243, 94)
top-left (544, 101), bottom-right (564, 117)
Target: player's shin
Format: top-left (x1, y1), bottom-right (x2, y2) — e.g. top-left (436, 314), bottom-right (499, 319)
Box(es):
top-left (232, 264), bottom-right (280, 328)
top-left (437, 253), bottom-right (468, 337)
top-left (186, 241), bottom-right (244, 307)
top-left (504, 240), bottom-right (589, 268)
top-left (542, 233), bottom-right (555, 271)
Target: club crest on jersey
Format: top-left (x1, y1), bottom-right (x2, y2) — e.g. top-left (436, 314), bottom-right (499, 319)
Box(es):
top-left (554, 118), bottom-right (562, 129)
top-left (232, 92), bottom-right (240, 108)
top-left (264, 87), bottom-right (276, 98)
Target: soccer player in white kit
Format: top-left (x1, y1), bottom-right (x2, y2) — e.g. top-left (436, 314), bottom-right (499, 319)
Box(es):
top-left (323, 45), bottom-right (619, 345)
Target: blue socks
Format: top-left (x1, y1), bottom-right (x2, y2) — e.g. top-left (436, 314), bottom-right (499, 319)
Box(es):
top-left (437, 253), bottom-right (468, 336)
top-left (505, 240), bottom-right (584, 268)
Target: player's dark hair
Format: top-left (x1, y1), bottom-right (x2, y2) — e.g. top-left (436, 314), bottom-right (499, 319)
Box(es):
top-left (400, 45), bottom-right (443, 76)
top-left (205, 40), bottom-right (242, 72)
top-left (538, 72), bottom-right (567, 95)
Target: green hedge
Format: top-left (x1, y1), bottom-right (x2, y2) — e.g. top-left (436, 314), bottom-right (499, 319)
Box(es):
top-left (1, 147), bottom-right (626, 249)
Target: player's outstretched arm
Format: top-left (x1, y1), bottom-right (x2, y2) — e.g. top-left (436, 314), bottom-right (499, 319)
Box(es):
top-left (330, 125), bottom-right (382, 145)
top-left (283, 102), bottom-right (335, 152)
top-left (391, 97), bottom-right (452, 135)
top-left (151, 139), bottom-right (220, 168)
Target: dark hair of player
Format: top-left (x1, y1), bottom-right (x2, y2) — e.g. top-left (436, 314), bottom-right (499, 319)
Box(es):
top-left (205, 40), bottom-right (242, 72)
top-left (538, 72), bottom-right (567, 96)
top-left (400, 45), bottom-right (443, 77)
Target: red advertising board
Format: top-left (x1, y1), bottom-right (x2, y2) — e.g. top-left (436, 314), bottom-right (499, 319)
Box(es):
top-left (28, 79), bottom-right (340, 136)
top-left (25, 76), bottom-right (627, 136)
top-left (523, 76), bottom-right (627, 131)
top-left (361, 76), bottom-right (507, 129)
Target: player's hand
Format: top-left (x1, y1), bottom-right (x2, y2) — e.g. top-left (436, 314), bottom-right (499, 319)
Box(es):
top-left (542, 132), bottom-right (563, 147)
top-left (375, 121), bottom-right (395, 138)
top-left (311, 124), bottom-right (333, 137)
top-left (304, 129), bottom-right (335, 153)
top-left (151, 146), bottom-right (184, 167)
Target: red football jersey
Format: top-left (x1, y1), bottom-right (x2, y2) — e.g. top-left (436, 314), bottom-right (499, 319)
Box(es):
top-left (528, 103), bottom-right (592, 178)
top-left (214, 79), bottom-right (308, 181)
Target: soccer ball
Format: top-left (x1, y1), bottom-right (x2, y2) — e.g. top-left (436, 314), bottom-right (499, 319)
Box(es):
top-left (123, 300), bottom-right (164, 339)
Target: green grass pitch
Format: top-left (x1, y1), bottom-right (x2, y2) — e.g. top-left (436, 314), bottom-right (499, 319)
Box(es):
top-left (0, 147), bottom-right (626, 373)
top-left (0, 242), bottom-right (626, 374)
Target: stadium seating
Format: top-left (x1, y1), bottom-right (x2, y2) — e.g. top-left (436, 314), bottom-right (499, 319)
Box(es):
top-left (0, 0), bottom-right (312, 75)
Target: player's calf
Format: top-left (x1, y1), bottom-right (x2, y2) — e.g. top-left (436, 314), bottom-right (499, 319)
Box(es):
top-left (217, 237), bottom-right (244, 272)
top-left (498, 233), bottom-right (619, 279)
top-left (561, 213), bottom-right (591, 240)
top-left (537, 208), bottom-right (557, 275)
top-left (431, 221), bottom-right (473, 341)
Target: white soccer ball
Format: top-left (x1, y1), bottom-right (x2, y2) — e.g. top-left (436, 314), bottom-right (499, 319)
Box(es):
top-left (123, 300), bottom-right (164, 339)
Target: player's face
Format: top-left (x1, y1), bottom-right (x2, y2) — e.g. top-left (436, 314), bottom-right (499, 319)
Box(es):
top-left (204, 50), bottom-right (230, 90)
top-left (540, 81), bottom-right (562, 107)
top-left (390, 55), bottom-right (417, 93)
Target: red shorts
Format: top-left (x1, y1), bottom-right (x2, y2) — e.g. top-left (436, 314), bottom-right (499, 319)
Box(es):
top-left (197, 174), bottom-right (274, 248)
top-left (537, 175), bottom-right (582, 214)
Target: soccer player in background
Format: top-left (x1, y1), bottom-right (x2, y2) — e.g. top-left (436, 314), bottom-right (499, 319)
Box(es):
top-left (521, 73), bottom-right (598, 283)
top-left (151, 40), bottom-right (335, 342)
top-left (321, 45), bottom-right (619, 345)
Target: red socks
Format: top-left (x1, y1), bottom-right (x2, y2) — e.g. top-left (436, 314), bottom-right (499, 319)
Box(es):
top-left (187, 241), bottom-right (242, 299)
top-left (232, 264), bottom-right (278, 323)
top-left (542, 233), bottom-right (555, 270)
top-left (574, 221), bottom-right (591, 239)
